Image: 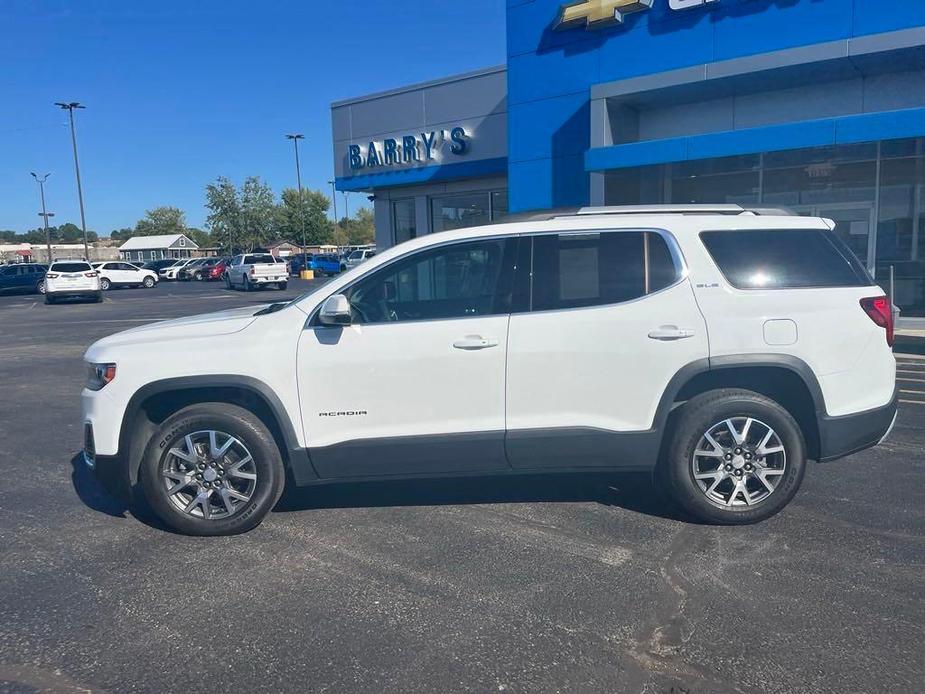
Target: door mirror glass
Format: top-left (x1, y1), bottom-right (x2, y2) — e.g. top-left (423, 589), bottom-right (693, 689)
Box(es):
top-left (319, 294), bottom-right (352, 326)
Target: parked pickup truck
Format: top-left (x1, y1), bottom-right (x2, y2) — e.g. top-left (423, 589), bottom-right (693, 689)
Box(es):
top-left (309, 254), bottom-right (342, 277)
top-left (225, 253), bottom-right (288, 291)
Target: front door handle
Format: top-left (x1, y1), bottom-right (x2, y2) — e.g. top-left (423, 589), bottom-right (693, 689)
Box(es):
top-left (453, 335), bottom-right (499, 350)
top-left (648, 325), bottom-right (695, 341)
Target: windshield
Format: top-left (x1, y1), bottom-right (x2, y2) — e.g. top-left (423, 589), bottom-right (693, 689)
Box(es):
top-left (348, 250), bottom-right (363, 260)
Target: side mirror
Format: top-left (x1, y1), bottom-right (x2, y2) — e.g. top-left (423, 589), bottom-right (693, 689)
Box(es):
top-left (319, 294), bottom-right (352, 326)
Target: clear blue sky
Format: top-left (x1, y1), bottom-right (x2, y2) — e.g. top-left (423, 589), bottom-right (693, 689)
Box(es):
top-left (1, 0), bottom-right (506, 234)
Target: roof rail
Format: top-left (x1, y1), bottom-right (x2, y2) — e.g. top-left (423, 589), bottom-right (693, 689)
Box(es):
top-left (502, 204), bottom-right (797, 224)
top-left (569, 204), bottom-right (797, 217)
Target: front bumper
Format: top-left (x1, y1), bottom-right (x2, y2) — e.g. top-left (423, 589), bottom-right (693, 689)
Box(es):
top-left (818, 388), bottom-right (898, 462)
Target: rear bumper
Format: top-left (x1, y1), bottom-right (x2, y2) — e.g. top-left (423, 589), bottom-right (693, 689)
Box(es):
top-left (818, 388), bottom-right (898, 462)
top-left (48, 289), bottom-right (101, 298)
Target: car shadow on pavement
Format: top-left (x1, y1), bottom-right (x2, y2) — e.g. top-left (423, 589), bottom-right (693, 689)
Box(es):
top-left (69, 453), bottom-right (171, 531)
top-left (275, 471), bottom-right (687, 522)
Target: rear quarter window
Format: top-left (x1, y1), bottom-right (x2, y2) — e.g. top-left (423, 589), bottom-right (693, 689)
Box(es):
top-left (700, 229), bottom-right (871, 289)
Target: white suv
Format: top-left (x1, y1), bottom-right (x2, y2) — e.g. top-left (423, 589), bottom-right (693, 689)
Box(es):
top-left (45, 260), bottom-right (102, 304)
top-left (81, 206), bottom-right (897, 535)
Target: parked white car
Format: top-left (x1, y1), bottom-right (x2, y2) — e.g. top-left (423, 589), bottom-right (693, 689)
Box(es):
top-left (45, 260), bottom-right (101, 304)
top-left (159, 258), bottom-right (195, 281)
top-left (225, 253), bottom-right (288, 291)
top-left (92, 262), bottom-right (158, 290)
top-left (82, 205), bottom-right (897, 535)
top-left (344, 248), bottom-right (376, 269)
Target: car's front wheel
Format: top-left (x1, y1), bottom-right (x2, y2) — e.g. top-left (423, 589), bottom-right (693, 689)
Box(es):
top-left (662, 388), bottom-right (807, 525)
top-left (143, 276), bottom-right (156, 288)
top-left (36, 280), bottom-right (45, 294)
top-left (140, 403), bottom-right (285, 536)
top-left (99, 277), bottom-right (111, 291)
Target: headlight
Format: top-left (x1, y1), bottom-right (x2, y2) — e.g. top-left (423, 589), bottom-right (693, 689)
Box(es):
top-left (86, 362), bottom-right (117, 390)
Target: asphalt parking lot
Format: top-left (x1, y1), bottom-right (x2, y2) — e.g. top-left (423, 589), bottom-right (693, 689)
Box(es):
top-left (0, 279), bottom-right (922, 694)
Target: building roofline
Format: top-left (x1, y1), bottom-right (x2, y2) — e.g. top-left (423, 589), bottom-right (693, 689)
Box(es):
top-left (331, 64), bottom-right (506, 109)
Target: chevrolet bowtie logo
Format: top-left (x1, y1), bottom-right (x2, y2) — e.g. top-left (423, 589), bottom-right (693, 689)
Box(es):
top-left (555, 0), bottom-right (655, 30)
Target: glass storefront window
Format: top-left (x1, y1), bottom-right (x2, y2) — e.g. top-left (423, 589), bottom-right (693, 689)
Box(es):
top-left (876, 153), bottom-right (925, 317)
top-left (671, 155), bottom-right (760, 206)
top-left (491, 190), bottom-right (509, 221)
top-left (600, 138), bottom-right (925, 318)
top-left (392, 199), bottom-right (416, 245)
top-left (431, 193), bottom-right (492, 233)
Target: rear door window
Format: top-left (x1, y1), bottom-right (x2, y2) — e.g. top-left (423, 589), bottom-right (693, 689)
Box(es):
top-left (528, 231), bottom-right (681, 312)
top-left (700, 229), bottom-right (871, 289)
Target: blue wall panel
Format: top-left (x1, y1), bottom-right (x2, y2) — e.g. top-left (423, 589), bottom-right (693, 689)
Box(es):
top-left (506, 0), bottom-right (925, 212)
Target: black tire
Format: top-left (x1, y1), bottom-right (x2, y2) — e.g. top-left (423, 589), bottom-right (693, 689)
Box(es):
top-left (662, 388), bottom-right (807, 525)
top-left (36, 280), bottom-right (45, 295)
top-left (243, 276), bottom-right (252, 292)
top-left (45, 294), bottom-right (55, 305)
top-left (194, 271), bottom-right (203, 281)
top-left (93, 293), bottom-right (103, 303)
top-left (99, 277), bottom-right (111, 291)
top-left (277, 282), bottom-right (287, 290)
top-left (224, 274), bottom-right (232, 290)
top-left (143, 276), bottom-right (156, 288)
top-left (139, 403), bottom-right (285, 536)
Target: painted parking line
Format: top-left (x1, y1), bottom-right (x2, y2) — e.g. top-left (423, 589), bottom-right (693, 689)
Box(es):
top-left (900, 400), bottom-right (925, 406)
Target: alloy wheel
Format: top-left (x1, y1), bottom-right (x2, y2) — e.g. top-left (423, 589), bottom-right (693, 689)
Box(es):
top-left (160, 430), bottom-right (257, 520)
top-left (691, 417), bottom-right (786, 507)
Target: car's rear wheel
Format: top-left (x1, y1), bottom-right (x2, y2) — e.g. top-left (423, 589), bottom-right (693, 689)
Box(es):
top-left (45, 294), bottom-right (55, 305)
top-left (143, 276), bottom-right (155, 288)
top-left (243, 276), bottom-right (252, 292)
top-left (277, 282), bottom-right (287, 290)
top-left (99, 278), bottom-right (111, 291)
top-left (36, 280), bottom-right (45, 294)
top-left (140, 403), bottom-right (285, 536)
top-left (662, 388), bottom-right (806, 525)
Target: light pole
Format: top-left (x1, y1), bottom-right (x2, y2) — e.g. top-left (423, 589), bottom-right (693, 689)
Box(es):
top-left (343, 191), bottom-right (350, 220)
top-left (55, 101), bottom-right (90, 260)
top-left (31, 172), bottom-right (55, 263)
top-left (327, 180), bottom-right (338, 223)
top-left (286, 134), bottom-right (306, 251)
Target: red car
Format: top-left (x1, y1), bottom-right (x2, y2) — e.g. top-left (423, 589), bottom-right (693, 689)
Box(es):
top-left (206, 257), bottom-right (230, 281)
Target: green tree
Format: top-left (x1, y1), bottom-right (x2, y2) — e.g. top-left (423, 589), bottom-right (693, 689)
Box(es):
top-left (134, 206), bottom-right (187, 237)
top-left (187, 227), bottom-right (213, 248)
top-left (240, 177), bottom-right (276, 251)
top-left (205, 177), bottom-right (242, 252)
top-left (276, 188), bottom-right (333, 247)
top-left (110, 227), bottom-right (134, 242)
top-left (338, 207), bottom-right (375, 245)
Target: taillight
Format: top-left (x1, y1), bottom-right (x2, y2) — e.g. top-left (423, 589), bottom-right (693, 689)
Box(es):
top-left (860, 295), bottom-right (894, 347)
top-left (250, 266), bottom-right (256, 275)
top-left (45, 273), bottom-right (59, 279)
top-left (84, 271), bottom-right (97, 278)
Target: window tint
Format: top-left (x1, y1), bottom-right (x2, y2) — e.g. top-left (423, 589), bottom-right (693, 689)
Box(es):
top-left (530, 231), bottom-right (679, 311)
top-left (343, 239), bottom-right (513, 324)
top-left (243, 254), bottom-right (276, 264)
top-left (700, 229), bottom-right (871, 289)
top-left (52, 262), bottom-right (91, 273)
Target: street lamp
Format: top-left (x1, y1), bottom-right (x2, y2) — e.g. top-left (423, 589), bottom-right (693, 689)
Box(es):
top-left (327, 180), bottom-right (338, 223)
top-left (343, 191), bottom-right (350, 220)
top-left (55, 101), bottom-right (90, 260)
top-left (285, 134), bottom-right (306, 251)
top-left (31, 172), bottom-right (55, 263)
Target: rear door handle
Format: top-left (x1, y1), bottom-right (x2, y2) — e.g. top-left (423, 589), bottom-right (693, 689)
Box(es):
top-left (453, 335), bottom-right (499, 350)
top-left (648, 326), bottom-right (695, 341)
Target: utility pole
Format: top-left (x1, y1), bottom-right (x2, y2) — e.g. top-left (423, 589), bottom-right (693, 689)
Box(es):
top-left (55, 102), bottom-right (90, 260)
top-left (286, 134), bottom-right (306, 251)
top-left (31, 172), bottom-right (55, 263)
top-left (328, 180), bottom-right (338, 223)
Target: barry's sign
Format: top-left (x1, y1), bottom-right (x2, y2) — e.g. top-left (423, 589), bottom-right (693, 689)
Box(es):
top-left (348, 127), bottom-right (469, 171)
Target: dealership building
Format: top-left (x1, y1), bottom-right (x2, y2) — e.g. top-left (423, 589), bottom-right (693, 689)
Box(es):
top-left (332, 0), bottom-right (925, 321)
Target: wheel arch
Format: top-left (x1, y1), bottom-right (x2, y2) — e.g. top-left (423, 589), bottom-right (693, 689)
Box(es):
top-left (118, 376), bottom-right (313, 488)
top-left (656, 355), bottom-right (824, 461)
